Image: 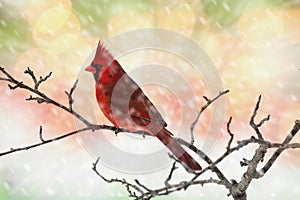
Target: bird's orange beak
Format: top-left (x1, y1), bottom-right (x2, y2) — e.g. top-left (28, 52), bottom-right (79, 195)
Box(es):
top-left (85, 65), bottom-right (96, 74)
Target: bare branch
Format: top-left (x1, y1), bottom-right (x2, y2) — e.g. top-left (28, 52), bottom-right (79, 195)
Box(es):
top-left (26, 95), bottom-right (48, 104)
top-left (168, 153), bottom-right (195, 174)
top-left (36, 72), bottom-right (52, 88)
top-left (233, 144), bottom-right (267, 198)
top-left (256, 114), bottom-right (270, 128)
top-left (0, 66), bottom-right (19, 82)
top-left (8, 81), bottom-right (23, 90)
top-left (135, 179), bottom-right (152, 193)
top-left (282, 143), bottom-right (300, 149)
top-left (2, 67), bottom-right (300, 200)
top-left (249, 95), bottom-right (270, 140)
top-left (64, 79), bottom-right (79, 112)
top-left (0, 77), bottom-right (10, 81)
top-left (176, 138), bottom-right (232, 191)
top-left (24, 67), bottom-right (52, 90)
top-left (190, 90), bottom-right (229, 144)
top-left (226, 117), bottom-right (234, 151)
top-left (164, 162), bottom-right (178, 186)
top-left (230, 109), bottom-right (299, 199)
top-left (0, 67), bottom-right (91, 126)
top-left (136, 178), bottom-right (224, 199)
top-left (97, 157), bottom-right (229, 199)
top-left (39, 126), bottom-right (45, 142)
top-left (24, 67), bottom-right (38, 86)
top-left (203, 95), bottom-right (210, 102)
top-left (257, 120), bottom-right (300, 178)
top-left (0, 124), bottom-right (116, 158)
top-left (92, 158), bottom-right (143, 198)
top-left (0, 127), bottom-right (86, 157)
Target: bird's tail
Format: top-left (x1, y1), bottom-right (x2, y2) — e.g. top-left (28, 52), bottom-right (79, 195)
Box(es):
top-left (148, 123), bottom-right (202, 171)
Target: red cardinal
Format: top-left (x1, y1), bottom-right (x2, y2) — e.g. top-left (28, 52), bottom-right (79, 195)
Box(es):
top-left (85, 41), bottom-right (201, 171)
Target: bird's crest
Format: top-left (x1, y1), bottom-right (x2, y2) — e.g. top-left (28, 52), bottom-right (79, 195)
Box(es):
top-left (93, 40), bottom-right (115, 66)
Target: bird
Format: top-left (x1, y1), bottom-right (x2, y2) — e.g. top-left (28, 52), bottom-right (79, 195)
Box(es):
top-left (85, 41), bottom-right (202, 171)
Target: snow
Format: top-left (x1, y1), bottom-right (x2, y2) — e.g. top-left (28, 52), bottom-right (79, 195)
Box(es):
top-left (0, 20), bottom-right (7, 26)
top-left (199, 16), bottom-right (208, 25)
top-left (222, 2), bottom-right (231, 12)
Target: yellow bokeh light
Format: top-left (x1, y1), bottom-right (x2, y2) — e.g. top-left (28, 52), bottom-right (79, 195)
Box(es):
top-left (238, 10), bottom-right (284, 48)
top-left (108, 12), bottom-right (154, 37)
top-left (34, 7), bottom-right (70, 34)
top-left (47, 33), bottom-right (78, 55)
top-left (25, 0), bottom-right (72, 27)
top-left (33, 11), bottom-right (80, 55)
top-left (155, 3), bottom-right (196, 36)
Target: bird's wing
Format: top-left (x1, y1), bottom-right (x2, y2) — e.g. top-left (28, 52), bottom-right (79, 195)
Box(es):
top-left (108, 66), bottom-right (167, 128)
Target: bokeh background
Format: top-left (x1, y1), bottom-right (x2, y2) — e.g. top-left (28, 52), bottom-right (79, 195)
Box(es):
top-left (0, 0), bottom-right (300, 199)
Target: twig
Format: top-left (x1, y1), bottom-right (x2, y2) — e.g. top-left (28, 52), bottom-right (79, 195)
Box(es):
top-left (0, 77), bottom-right (10, 81)
top-left (135, 180), bottom-right (152, 193)
top-left (26, 95), bottom-right (48, 104)
top-left (0, 127), bottom-right (89, 157)
top-left (164, 162), bottom-right (178, 186)
top-left (226, 117), bottom-right (234, 151)
top-left (24, 67), bottom-right (52, 90)
top-left (8, 81), bottom-right (23, 90)
top-left (64, 79), bottom-right (78, 112)
top-left (36, 72), bottom-right (52, 88)
top-left (168, 153), bottom-right (195, 174)
top-left (137, 178), bottom-right (224, 199)
top-left (0, 124), bottom-right (115, 157)
top-left (257, 115), bottom-right (270, 128)
top-left (0, 66), bottom-right (18, 82)
top-left (24, 68), bottom-right (37, 86)
top-left (249, 95), bottom-right (270, 140)
top-left (39, 126), bottom-right (45, 142)
top-left (92, 158), bottom-right (143, 198)
top-left (190, 90), bottom-right (229, 144)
